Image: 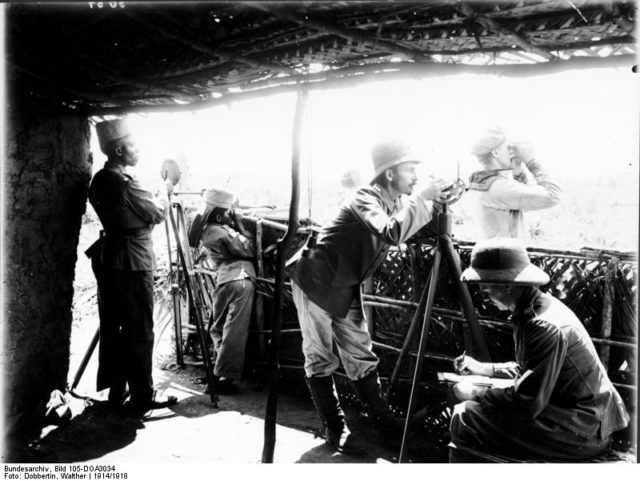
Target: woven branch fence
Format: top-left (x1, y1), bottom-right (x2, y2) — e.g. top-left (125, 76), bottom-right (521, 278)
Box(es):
top-left (160, 217), bottom-right (637, 457)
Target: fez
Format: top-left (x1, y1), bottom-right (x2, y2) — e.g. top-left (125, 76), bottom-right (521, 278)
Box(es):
top-left (96, 119), bottom-right (132, 154)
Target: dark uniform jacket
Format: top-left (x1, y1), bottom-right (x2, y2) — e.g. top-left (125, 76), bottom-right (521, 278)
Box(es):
top-left (287, 184), bottom-right (436, 318)
top-left (477, 287), bottom-right (630, 440)
top-left (88, 161), bottom-right (166, 271)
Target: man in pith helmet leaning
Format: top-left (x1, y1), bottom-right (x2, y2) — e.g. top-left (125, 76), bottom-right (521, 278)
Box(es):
top-left (287, 138), bottom-right (449, 453)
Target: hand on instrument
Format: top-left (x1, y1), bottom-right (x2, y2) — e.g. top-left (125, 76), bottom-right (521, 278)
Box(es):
top-left (418, 176), bottom-right (448, 201)
top-left (510, 140), bottom-right (536, 167)
top-left (164, 179), bottom-right (175, 195)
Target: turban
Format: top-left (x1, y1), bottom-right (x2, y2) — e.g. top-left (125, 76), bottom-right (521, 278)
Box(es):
top-left (204, 188), bottom-right (234, 209)
top-left (470, 127), bottom-right (507, 156)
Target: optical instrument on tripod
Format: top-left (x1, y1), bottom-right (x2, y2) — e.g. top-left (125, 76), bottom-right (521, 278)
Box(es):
top-left (161, 159), bottom-right (219, 405)
top-left (384, 176), bottom-right (492, 463)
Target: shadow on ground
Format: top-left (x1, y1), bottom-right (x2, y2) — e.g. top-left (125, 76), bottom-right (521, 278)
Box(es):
top-left (5, 363), bottom-right (447, 464)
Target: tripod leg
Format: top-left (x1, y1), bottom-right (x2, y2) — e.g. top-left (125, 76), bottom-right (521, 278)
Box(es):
top-left (398, 248), bottom-right (442, 463)
top-left (165, 214), bottom-right (185, 366)
top-left (168, 206), bottom-right (218, 405)
top-left (384, 275), bottom-right (430, 400)
top-left (171, 283), bottom-right (185, 366)
top-left (440, 236), bottom-right (491, 362)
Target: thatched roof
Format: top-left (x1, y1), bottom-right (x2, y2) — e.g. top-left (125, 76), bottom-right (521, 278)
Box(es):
top-left (8, 1), bottom-right (636, 115)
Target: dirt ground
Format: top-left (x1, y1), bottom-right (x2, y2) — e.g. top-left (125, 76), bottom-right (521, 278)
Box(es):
top-left (7, 360), bottom-right (425, 465)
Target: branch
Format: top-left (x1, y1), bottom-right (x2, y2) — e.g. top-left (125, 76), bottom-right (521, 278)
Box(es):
top-left (459, 2), bottom-right (557, 61)
top-left (124, 9), bottom-right (297, 76)
top-left (248, 2), bottom-right (433, 63)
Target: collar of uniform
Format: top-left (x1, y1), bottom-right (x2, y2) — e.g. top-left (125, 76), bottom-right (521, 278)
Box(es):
top-left (105, 160), bottom-right (126, 174)
top-left (371, 183), bottom-right (398, 212)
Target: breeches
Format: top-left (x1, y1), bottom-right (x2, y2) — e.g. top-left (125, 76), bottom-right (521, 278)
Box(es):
top-left (93, 263), bottom-right (154, 403)
top-left (209, 279), bottom-right (254, 379)
top-left (291, 281), bottom-right (378, 380)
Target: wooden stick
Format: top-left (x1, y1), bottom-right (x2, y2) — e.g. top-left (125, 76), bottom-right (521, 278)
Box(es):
top-left (599, 258), bottom-right (619, 369)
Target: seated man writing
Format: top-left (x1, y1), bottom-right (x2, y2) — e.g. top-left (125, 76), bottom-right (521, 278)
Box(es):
top-left (448, 238), bottom-right (629, 462)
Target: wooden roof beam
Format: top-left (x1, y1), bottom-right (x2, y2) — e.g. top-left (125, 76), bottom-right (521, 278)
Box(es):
top-left (78, 55), bottom-right (200, 101)
top-left (459, 3), bottom-right (557, 62)
top-left (89, 54), bottom-right (634, 117)
top-left (247, 2), bottom-right (433, 63)
top-left (10, 63), bottom-right (126, 108)
top-left (124, 11), bottom-right (297, 77)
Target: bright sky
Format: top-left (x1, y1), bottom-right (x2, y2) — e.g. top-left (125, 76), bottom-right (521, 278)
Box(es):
top-left (90, 64), bottom-right (638, 235)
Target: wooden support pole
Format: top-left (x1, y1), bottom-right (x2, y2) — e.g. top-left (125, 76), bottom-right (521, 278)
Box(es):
top-left (599, 257), bottom-right (619, 370)
top-left (262, 88), bottom-right (307, 464)
top-left (254, 220), bottom-right (267, 361)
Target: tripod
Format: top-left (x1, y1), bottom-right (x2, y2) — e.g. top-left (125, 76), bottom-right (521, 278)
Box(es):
top-left (386, 203), bottom-right (492, 463)
top-left (165, 197), bottom-right (219, 406)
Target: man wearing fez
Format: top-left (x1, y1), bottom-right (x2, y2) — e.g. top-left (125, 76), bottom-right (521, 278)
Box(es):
top-left (468, 127), bottom-right (561, 239)
top-left (287, 139), bottom-right (448, 453)
top-left (448, 238), bottom-right (629, 462)
top-left (87, 118), bottom-right (177, 413)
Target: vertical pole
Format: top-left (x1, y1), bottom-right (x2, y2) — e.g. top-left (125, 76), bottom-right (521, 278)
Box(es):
top-left (254, 219), bottom-right (267, 360)
top-left (262, 88), bottom-right (307, 463)
top-left (600, 257), bottom-right (618, 370)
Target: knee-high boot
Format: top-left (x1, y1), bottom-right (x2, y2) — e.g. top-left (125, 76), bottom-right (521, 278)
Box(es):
top-left (306, 376), bottom-right (365, 456)
top-left (353, 371), bottom-right (405, 446)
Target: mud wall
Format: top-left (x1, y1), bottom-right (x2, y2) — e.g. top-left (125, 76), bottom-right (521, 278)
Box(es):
top-left (3, 97), bottom-right (92, 439)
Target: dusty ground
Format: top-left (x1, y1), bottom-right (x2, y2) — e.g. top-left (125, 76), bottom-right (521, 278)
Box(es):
top-left (10, 361), bottom-right (426, 465)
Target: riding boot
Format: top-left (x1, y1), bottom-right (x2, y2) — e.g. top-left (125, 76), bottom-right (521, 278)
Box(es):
top-left (305, 376), bottom-right (365, 456)
top-left (353, 371), bottom-right (406, 447)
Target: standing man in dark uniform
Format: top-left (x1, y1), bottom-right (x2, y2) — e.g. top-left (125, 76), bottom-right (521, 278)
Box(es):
top-left (88, 118), bottom-right (177, 413)
top-left (287, 139), bottom-right (447, 452)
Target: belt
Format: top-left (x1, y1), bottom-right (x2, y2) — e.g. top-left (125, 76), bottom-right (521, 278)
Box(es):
top-left (105, 227), bottom-right (151, 237)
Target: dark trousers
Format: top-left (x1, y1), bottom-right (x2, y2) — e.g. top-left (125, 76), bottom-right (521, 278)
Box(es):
top-left (449, 400), bottom-right (611, 462)
top-left (92, 261), bottom-right (155, 404)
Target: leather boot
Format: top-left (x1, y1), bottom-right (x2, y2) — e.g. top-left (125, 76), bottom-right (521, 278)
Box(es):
top-left (306, 376), bottom-right (365, 456)
top-left (353, 371), bottom-right (406, 447)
